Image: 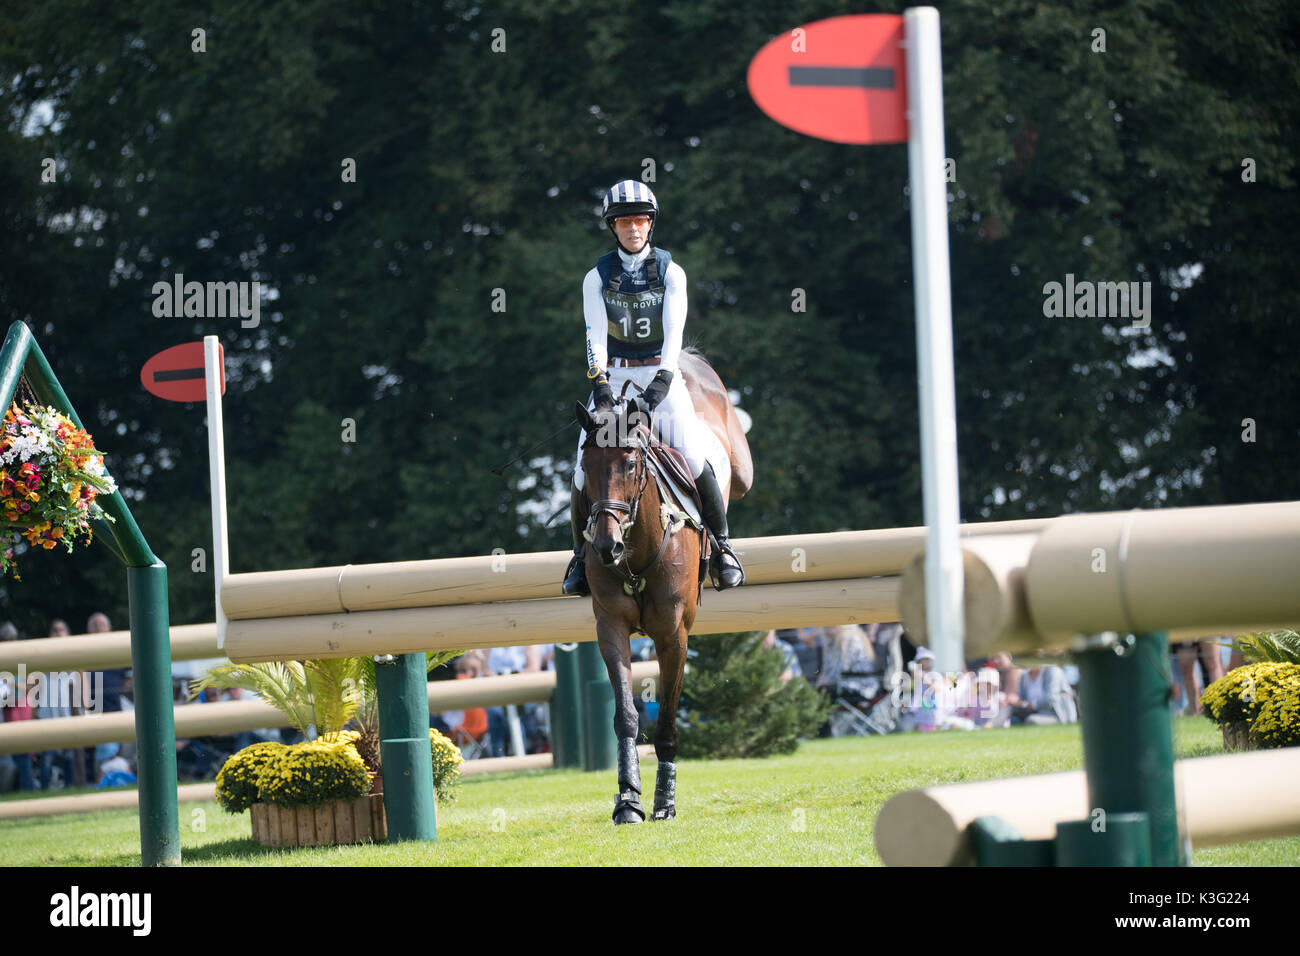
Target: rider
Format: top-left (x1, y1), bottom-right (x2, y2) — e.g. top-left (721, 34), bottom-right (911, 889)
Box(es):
top-left (562, 179), bottom-right (745, 595)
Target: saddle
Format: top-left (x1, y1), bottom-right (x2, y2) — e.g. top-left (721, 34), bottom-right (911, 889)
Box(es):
top-left (613, 395), bottom-right (716, 598)
top-left (641, 434), bottom-right (712, 599)
top-left (649, 443), bottom-right (697, 509)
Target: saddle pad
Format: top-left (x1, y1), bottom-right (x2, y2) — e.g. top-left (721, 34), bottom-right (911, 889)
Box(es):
top-left (634, 439), bottom-right (697, 528)
top-left (650, 444), bottom-right (699, 506)
top-left (651, 456), bottom-right (703, 530)
top-left (647, 453), bottom-right (710, 598)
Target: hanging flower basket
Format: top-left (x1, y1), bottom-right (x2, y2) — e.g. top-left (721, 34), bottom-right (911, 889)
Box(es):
top-left (0, 388), bottom-right (116, 578)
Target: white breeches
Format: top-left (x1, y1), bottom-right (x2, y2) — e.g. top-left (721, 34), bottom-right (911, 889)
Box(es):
top-left (572, 365), bottom-right (730, 491)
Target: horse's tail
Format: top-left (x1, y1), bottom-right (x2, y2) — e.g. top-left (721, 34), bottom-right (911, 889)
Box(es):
top-left (680, 347), bottom-right (753, 500)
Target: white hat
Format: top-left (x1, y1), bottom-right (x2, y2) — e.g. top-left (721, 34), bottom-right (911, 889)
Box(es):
top-left (915, 647), bottom-right (935, 661)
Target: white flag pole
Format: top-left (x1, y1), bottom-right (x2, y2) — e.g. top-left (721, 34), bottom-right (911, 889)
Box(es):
top-left (904, 7), bottom-right (964, 672)
top-left (203, 336), bottom-right (230, 650)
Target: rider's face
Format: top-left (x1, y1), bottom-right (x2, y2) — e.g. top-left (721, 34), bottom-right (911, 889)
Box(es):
top-left (613, 215), bottom-right (651, 252)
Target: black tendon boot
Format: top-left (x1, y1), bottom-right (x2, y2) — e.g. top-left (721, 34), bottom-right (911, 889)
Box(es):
top-left (652, 761), bottom-right (676, 820)
top-left (612, 737), bottom-right (645, 824)
top-left (695, 462), bottom-right (745, 589)
top-left (561, 485), bottom-right (590, 596)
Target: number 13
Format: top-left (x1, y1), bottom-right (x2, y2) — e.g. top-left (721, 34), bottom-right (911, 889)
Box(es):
top-left (621, 316), bottom-right (652, 338)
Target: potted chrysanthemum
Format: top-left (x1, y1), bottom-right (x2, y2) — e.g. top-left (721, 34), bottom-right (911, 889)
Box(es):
top-left (1202, 631), bottom-right (1300, 752)
top-left (199, 653), bottom-right (464, 847)
top-left (0, 400), bottom-right (117, 577)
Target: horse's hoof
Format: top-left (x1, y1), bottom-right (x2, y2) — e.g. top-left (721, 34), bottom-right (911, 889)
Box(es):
top-left (613, 792), bottom-right (645, 825)
top-left (652, 806), bottom-right (675, 821)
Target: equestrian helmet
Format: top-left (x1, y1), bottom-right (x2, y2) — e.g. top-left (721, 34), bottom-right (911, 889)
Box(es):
top-left (601, 180), bottom-right (658, 227)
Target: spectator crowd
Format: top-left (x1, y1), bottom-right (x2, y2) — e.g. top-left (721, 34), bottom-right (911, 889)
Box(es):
top-left (757, 624), bottom-right (1240, 737)
top-left (0, 613), bottom-right (138, 792)
top-left (0, 612), bottom-right (1246, 790)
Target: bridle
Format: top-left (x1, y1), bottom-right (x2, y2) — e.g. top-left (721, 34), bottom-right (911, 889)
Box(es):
top-left (582, 425), bottom-right (675, 596)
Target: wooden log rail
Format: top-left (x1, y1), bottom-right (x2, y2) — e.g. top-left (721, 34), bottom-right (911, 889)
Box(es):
top-left (0, 662), bottom-right (659, 755)
top-left (900, 501), bottom-right (1300, 654)
top-left (874, 748), bottom-right (1300, 865)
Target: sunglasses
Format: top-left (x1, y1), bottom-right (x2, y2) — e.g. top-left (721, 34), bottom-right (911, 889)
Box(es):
top-left (612, 215), bottom-right (653, 228)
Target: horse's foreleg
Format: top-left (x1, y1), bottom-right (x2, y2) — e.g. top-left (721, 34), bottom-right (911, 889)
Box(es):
top-left (597, 621), bottom-right (645, 825)
top-left (651, 622), bottom-right (689, 820)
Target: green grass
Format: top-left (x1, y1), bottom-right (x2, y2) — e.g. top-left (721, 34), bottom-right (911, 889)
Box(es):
top-left (2, 717), bottom-right (1295, 865)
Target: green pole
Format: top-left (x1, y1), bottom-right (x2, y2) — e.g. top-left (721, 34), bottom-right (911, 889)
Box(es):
top-left (578, 640), bottom-right (615, 771)
top-left (1056, 814), bottom-right (1152, 866)
top-left (375, 653), bottom-right (437, 842)
top-left (127, 562), bottom-right (180, 866)
top-left (1074, 632), bottom-right (1184, 866)
top-left (2, 322), bottom-right (180, 867)
top-left (551, 643), bottom-right (584, 768)
top-left (970, 816), bottom-right (1054, 866)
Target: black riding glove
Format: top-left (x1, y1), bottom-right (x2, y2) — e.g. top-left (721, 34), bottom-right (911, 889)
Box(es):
top-left (591, 373), bottom-right (614, 411)
top-left (642, 369), bottom-right (673, 411)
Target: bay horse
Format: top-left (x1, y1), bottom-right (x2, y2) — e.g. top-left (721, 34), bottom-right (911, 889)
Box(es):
top-left (573, 348), bottom-right (751, 824)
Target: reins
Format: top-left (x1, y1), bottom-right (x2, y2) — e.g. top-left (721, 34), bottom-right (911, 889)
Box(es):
top-left (583, 428), bottom-right (675, 596)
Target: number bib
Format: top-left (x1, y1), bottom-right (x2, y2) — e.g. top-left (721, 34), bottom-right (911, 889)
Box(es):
top-left (597, 248), bottom-right (672, 359)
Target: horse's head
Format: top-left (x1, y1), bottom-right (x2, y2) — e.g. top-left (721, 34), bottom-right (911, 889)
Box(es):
top-left (575, 397), bottom-right (653, 567)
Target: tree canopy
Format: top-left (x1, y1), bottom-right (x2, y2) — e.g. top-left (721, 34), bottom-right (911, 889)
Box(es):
top-left (1, 0), bottom-right (1296, 633)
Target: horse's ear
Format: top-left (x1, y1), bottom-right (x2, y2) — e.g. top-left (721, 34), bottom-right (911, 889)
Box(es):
top-left (625, 397), bottom-right (649, 435)
top-left (575, 401), bottom-right (596, 434)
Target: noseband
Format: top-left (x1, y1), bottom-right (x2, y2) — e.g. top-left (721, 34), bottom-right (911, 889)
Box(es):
top-left (585, 437), bottom-right (650, 541)
top-left (583, 428), bottom-right (674, 595)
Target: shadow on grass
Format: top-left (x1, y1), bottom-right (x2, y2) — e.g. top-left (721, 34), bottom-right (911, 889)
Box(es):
top-left (181, 837), bottom-right (284, 863)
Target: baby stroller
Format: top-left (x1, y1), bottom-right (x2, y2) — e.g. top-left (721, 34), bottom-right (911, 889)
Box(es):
top-left (826, 668), bottom-right (900, 736)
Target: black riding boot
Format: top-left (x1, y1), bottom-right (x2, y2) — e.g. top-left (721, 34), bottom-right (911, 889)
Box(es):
top-left (561, 485), bottom-right (590, 596)
top-left (695, 462), bottom-right (745, 589)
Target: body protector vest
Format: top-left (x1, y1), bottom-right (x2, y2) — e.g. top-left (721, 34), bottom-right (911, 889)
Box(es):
top-left (597, 247), bottom-right (673, 359)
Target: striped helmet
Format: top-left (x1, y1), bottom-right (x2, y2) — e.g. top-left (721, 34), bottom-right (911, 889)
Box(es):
top-left (601, 180), bottom-right (658, 226)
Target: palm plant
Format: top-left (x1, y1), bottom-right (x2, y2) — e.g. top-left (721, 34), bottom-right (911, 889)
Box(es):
top-left (1220, 629), bottom-right (1300, 665)
top-left (189, 657), bottom-right (371, 742)
top-left (190, 650), bottom-right (462, 772)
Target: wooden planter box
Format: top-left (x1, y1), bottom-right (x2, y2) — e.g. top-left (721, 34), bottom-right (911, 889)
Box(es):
top-left (250, 794), bottom-right (388, 848)
top-left (1221, 722), bottom-right (1256, 752)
